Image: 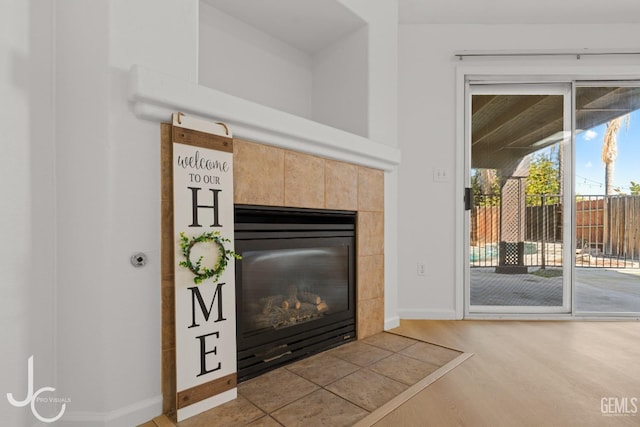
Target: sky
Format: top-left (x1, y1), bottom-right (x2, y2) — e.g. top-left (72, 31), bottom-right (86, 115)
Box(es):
top-left (575, 109), bottom-right (640, 195)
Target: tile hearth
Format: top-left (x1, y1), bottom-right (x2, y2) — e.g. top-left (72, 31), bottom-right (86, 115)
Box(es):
top-left (174, 332), bottom-right (463, 427)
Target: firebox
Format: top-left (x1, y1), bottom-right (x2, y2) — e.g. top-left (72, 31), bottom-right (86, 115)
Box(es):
top-left (234, 205), bottom-right (356, 381)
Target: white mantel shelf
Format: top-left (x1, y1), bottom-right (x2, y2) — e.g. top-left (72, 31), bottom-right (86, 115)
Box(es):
top-left (129, 66), bottom-right (400, 171)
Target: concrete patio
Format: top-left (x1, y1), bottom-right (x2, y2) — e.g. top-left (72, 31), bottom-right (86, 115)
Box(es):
top-left (470, 267), bottom-right (640, 313)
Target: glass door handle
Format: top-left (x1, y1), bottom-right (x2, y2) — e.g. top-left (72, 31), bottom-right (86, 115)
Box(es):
top-left (464, 187), bottom-right (474, 211)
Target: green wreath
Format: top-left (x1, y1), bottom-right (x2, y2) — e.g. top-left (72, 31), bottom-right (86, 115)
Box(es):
top-left (178, 231), bottom-right (241, 284)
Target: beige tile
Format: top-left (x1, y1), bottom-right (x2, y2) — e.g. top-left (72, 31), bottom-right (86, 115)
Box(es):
top-left (234, 139), bottom-right (284, 206)
top-left (271, 389), bottom-right (368, 427)
top-left (177, 395), bottom-right (264, 427)
top-left (284, 150), bottom-right (325, 208)
top-left (246, 416), bottom-right (282, 426)
top-left (369, 353), bottom-right (440, 386)
top-left (325, 160), bottom-right (358, 211)
top-left (327, 341), bottom-right (391, 367)
top-left (358, 255), bottom-right (384, 301)
top-left (358, 166), bottom-right (384, 212)
top-left (286, 352), bottom-right (360, 386)
top-left (238, 367), bottom-right (319, 413)
top-left (358, 212), bottom-right (384, 256)
top-left (357, 297), bottom-right (385, 339)
top-left (325, 368), bottom-right (408, 412)
top-left (363, 332), bottom-right (417, 353)
top-left (400, 341), bottom-right (462, 366)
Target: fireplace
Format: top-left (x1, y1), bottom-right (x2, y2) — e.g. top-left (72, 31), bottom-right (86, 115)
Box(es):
top-left (234, 205), bottom-right (357, 381)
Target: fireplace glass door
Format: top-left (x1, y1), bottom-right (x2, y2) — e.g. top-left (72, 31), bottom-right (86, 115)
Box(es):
top-left (234, 206), bottom-right (356, 380)
top-left (240, 244), bottom-right (350, 334)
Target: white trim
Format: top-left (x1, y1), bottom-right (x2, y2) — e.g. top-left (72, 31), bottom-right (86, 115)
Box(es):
top-left (461, 64), bottom-right (640, 83)
top-left (464, 82), bottom-right (573, 316)
top-left (455, 68), bottom-right (466, 320)
top-left (177, 389), bottom-right (237, 422)
top-left (128, 65), bottom-right (400, 172)
top-left (454, 48), bottom-right (640, 60)
top-left (398, 309), bottom-right (460, 320)
top-left (57, 395), bottom-right (162, 427)
top-left (467, 314), bottom-right (640, 321)
top-left (469, 305), bottom-right (570, 315)
top-left (384, 316), bottom-right (400, 330)
top-left (561, 84), bottom-right (574, 313)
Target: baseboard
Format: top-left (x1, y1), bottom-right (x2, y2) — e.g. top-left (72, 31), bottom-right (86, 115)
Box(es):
top-left (56, 394), bottom-right (162, 427)
top-left (384, 316), bottom-right (400, 330)
top-left (398, 308), bottom-right (461, 320)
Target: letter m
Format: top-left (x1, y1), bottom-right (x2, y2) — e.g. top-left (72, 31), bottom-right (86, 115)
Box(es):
top-left (188, 283), bottom-right (226, 328)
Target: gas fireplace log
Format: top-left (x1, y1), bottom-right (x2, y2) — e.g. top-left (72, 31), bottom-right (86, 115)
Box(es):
top-left (280, 284), bottom-right (301, 310)
top-left (299, 302), bottom-right (318, 317)
top-left (316, 301), bottom-right (329, 313)
top-left (261, 295), bottom-right (285, 314)
top-left (282, 297), bottom-right (301, 310)
top-left (298, 291), bottom-right (322, 305)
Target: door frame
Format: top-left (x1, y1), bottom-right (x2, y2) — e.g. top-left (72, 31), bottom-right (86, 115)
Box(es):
top-left (463, 82), bottom-right (573, 316)
top-left (455, 65), bottom-right (640, 319)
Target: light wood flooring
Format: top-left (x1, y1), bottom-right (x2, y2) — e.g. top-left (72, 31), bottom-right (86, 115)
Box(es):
top-left (377, 320), bottom-right (640, 427)
top-left (142, 320), bottom-right (640, 426)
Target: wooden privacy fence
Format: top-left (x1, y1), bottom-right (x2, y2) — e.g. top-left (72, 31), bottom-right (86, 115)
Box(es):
top-left (471, 194), bottom-right (640, 267)
top-left (576, 196), bottom-right (640, 256)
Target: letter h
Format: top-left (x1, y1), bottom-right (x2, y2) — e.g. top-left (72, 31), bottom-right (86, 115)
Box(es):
top-left (188, 187), bottom-right (222, 227)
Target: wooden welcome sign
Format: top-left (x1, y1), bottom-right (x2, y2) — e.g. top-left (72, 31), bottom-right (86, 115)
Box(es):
top-left (161, 113), bottom-right (238, 422)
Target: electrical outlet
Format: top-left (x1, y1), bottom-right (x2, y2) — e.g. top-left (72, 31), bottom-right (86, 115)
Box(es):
top-left (417, 262), bottom-right (426, 276)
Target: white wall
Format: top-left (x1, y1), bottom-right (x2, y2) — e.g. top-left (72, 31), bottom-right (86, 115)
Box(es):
top-left (199, 2), bottom-right (313, 120)
top-left (340, 0), bottom-right (398, 147)
top-left (55, 1), bottom-right (111, 419)
top-left (398, 23), bottom-right (640, 319)
top-left (312, 26), bottom-right (368, 137)
top-left (1, 0), bottom-right (55, 424)
top-left (54, 0), bottom-right (198, 425)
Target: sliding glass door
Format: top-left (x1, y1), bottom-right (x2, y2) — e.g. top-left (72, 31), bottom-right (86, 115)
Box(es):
top-left (465, 81), bottom-right (640, 316)
top-left (574, 84), bottom-right (640, 315)
top-left (466, 84), bottom-right (572, 314)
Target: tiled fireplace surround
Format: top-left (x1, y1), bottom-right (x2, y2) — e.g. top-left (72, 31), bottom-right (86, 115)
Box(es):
top-left (233, 138), bottom-right (385, 339)
top-left (162, 137), bottom-right (385, 415)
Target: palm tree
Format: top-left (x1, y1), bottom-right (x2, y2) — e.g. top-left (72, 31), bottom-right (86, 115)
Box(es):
top-left (600, 114), bottom-right (629, 255)
top-left (601, 115), bottom-right (629, 195)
